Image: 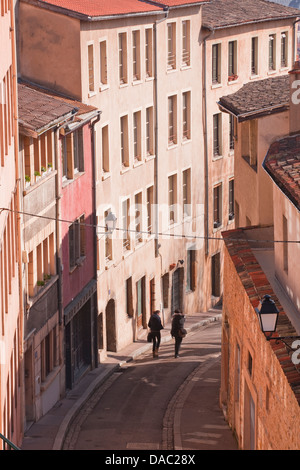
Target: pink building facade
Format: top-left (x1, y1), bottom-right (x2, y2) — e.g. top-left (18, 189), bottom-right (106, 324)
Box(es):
top-left (0, 0), bottom-right (23, 447)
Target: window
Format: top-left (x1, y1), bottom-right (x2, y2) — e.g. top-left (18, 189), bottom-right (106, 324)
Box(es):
top-left (269, 34), bottom-right (276, 71)
top-left (146, 185), bottom-right (154, 235)
top-left (281, 32), bottom-right (288, 68)
top-left (24, 130), bottom-right (54, 187)
top-left (88, 44), bottom-right (94, 93)
top-left (182, 91), bottom-right (191, 140)
top-left (104, 209), bottom-right (113, 262)
top-left (213, 183), bottom-right (222, 229)
top-left (122, 198), bottom-right (130, 251)
top-left (183, 168), bottom-right (191, 218)
top-left (102, 125), bottom-right (109, 174)
top-left (132, 30), bottom-right (141, 81)
top-left (99, 40), bottom-right (108, 87)
top-left (283, 214), bottom-right (288, 272)
top-left (62, 128), bottom-right (84, 180)
top-left (168, 174), bottom-right (177, 225)
top-left (212, 43), bottom-right (221, 84)
top-left (146, 106), bottom-right (154, 156)
top-left (213, 113), bottom-right (222, 157)
top-left (28, 233), bottom-right (56, 297)
top-left (41, 327), bottom-right (58, 382)
top-left (186, 247), bottom-right (196, 292)
top-left (229, 179), bottom-right (234, 221)
top-left (228, 40), bottom-right (237, 78)
top-left (168, 95), bottom-right (177, 145)
top-left (145, 28), bottom-right (153, 78)
top-left (133, 111), bottom-right (142, 162)
top-left (211, 252), bottom-right (221, 297)
top-left (120, 115), bottom-right (129, 168)
top-left (251, 37), bottom-right (258, 75)
top-left (167, 22), bottom-right (176, 70)
top-left (229, 115), bottom-right (235, 151)
top-left (134, 192), bottom-right (142, 244)
top-left (69, 215), bottom-right (85, 270)
top-left (182, 20), bottom-right (190, 67)
top-left (119, 32), bottom-right (128, 84)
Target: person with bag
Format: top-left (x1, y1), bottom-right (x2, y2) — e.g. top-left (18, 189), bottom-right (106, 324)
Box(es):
top-left (148, 310), bottom-right (164, 358)
top-left (171, 309), bottom-right (186, 358)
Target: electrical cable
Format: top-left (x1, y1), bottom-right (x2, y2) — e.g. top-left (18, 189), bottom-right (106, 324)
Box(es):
top-left (1, 206), bottom-right (299, 244)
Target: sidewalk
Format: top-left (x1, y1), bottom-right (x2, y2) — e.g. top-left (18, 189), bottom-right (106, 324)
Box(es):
top-left (21, 308), bottom-right (232, 451)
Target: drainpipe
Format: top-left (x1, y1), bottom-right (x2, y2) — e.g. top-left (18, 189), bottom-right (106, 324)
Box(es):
top-left (203, 29), bottom-right (214, 256)
top-left (89, 110), bottom-right (101, 368)
top-left (154, 7), bottom-right (169, 259)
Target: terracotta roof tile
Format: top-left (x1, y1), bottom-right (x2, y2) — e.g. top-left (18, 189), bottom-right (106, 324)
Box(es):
top-left (202, 0), bottom-right (299, 30)
top-left (263, 134), bottom-right (300, 211)
top-left (18, 82), bottom-right (77, 133)
top-left (33, 0), bottom-right (208, 18)
top-left (219, 75), bottom-right (290, 120)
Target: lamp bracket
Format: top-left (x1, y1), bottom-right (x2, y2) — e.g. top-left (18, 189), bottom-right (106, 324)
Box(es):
top-left (266, 335), bottom-right (300, 352)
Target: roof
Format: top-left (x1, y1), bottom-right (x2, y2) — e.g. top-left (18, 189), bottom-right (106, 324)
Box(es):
top-left (263, 134), bottom-right (300, 211)
top-left (28, 0), bottom-right (207, 19)
top-left (218, 75), bottom-right (290, 121)
top-left (18, 81), bottom-right (98, 136)
top-left (222, 226), bottom-right (300, 404)
top-left (202, 0), bottom-right (299, 30)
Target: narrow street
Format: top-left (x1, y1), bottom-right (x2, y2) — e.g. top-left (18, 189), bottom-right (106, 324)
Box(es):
top-left (62, 321), bottom-right (237, 451)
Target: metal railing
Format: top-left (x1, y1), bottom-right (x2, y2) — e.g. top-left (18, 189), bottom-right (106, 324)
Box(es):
top-left (0, 432), bottom-right (20, 450)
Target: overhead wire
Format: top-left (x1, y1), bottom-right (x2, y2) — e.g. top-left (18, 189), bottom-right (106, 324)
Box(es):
top-left (1, 206), bottom-right (300, 244)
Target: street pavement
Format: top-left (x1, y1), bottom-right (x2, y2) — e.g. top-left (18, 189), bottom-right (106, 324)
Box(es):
top-left (21, 308), bottom-right (238, 451)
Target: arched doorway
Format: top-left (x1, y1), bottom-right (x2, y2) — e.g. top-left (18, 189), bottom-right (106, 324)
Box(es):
top-left (106, 299), bottom-right (117, 352)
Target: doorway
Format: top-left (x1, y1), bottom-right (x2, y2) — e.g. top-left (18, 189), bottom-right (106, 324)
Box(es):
top-left (171, 267), bottom-right (184, 314)
top-left (106, 299), bottom-right (116, 352)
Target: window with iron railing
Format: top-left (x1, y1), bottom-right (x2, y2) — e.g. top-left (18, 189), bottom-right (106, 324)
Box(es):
top-left (167, 22), bottom-right (176, 70)
top-left (213, 183), bottom-right (222, 229)
top-left (213, 113), bottom-right (222, 157)
top-left (269, 34), bottom-right (276, 71)
top-left (145, 28), bottom-right (153, 78)
top-left (99, 40), bottom-right (108, 87)
top-left (119, 32), bottom-right (128, 84)
top-left (281, 32), bottom-right (288, 68)
top-left (132, 30), bottom-right (141, 81)
top-left (212, 43), bottom-right (221, 84)
top-left (182, 20), bottom-right (190, 67)
top-left (182, 91), bottom-right (191, 141)
top-left (88, 44), bottom-right (94, 93)
top-left (168, 95), bottom-right (177, 146)
top-left (147, 185), bottom-right (154, 235)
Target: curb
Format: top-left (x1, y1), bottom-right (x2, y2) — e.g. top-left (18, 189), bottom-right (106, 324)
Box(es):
top-left (53, 313), bottom-right (222, 450)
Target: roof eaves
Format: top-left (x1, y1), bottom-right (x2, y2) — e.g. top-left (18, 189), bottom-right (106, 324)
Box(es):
top-left (20, 0), bottom-right (166, 20)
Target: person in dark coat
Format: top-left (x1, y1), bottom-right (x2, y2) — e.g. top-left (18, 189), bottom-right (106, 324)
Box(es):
top-left (148, 310), bottom-right (164, 358)
top-left (171, 310), bottom-right (186, 358)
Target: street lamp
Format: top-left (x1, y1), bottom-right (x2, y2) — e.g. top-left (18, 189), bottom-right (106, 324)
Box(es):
top-left (105, 212), bottom-right (117, 234)
top-left (256, 294), bottom-right (279, 337)
top-left (256, 294), bottom-right (300, 349)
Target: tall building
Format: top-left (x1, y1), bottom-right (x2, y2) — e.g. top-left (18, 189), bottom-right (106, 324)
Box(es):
top-left (0, 0), bottom-right (23, 447)
top-left (18, 0), bottom-right (208, 357)
top-left (200, 0), bottom-right (299, 308)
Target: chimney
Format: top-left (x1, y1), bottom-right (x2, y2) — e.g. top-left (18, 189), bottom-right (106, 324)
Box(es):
top-left (289, 60), bottom-right (300, 135)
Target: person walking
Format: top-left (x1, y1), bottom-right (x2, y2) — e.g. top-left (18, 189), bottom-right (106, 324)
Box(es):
top-left (148, 310), bottom-right (164, 358)
top-left (171, 310), bottom-right (186, 358)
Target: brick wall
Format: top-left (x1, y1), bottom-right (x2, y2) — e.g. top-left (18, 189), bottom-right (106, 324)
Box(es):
top-left (221, 228), bottom-right (300, 450)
